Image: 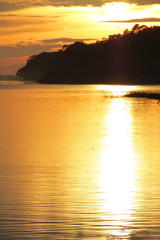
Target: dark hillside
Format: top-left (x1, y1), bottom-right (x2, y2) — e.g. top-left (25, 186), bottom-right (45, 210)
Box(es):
top-left (16, 25), bottom-right (160, 84)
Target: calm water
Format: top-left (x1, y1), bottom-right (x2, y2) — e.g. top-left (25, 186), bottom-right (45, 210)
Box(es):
top-left (0, 82), bottom-right (160, 240)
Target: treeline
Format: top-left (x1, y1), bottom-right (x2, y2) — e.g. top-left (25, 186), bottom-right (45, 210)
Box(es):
top-left (16, 24), bottom-right (160, 84)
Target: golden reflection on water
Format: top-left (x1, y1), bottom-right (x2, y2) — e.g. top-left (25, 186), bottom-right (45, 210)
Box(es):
top-left (97, 85), bottom-right (137, 97)
top-left (1, 85), bottom-right (160, 239)
top-left (99, 98), bottom-right (136, 239)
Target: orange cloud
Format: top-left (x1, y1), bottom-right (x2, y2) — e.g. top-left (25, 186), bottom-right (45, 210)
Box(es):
top-left (102, 17), bottom-right (160, 22)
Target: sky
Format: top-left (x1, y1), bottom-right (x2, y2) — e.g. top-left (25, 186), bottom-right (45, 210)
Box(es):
top-left (0, 0), bottom-right (160, 75)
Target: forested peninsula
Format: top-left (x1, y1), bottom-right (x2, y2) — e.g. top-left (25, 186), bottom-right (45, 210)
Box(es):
top-left (16, 25), bottom-right (160, 85)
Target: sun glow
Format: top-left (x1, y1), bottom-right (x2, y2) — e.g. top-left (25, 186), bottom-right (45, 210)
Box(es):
top-left (99, 98), bottom-right (136, 238)
top-left (105, 2), bottom-right (131, 21)
top-left (97, 85), bottom-right (137, 97)
top-left (94, 2), bottom-right (159, 23)
top-left (95, 2), bottom-right (132, 22)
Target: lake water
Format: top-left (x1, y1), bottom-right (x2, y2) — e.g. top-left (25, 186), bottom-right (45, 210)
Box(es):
top-left (0, 82), bottom-right (160, 240)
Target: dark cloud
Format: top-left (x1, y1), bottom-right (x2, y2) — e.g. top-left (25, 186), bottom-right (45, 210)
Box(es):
top-left (0, 0), bottom-right (106, 11)
top-left (44, 0), bottom-right (107, 7)
top-left (102, 17), bottom-right (160, 23)
top-left (46, 0), bottom-right (160, 6)
top-left (133, 0), bottom-right (160, 5)
top-left (0, 1), bottom-right (46, 12)
top-left (0, 38), bottom-right (95, 58)
top-left (0, 2), bottom-right (20, 12)
top-left (32, 0), bottom-right (160, 7)
top-left (2, 13), bottom-right (63, 18)
top-left (0, 13), bottom-right (60, 28)
top-left (0, 0), bottom-right (159, 13)
top-left (41, 38), bottom-right (95, 44)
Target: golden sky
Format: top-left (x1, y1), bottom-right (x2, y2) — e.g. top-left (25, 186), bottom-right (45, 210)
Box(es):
top-left (0, 0), bottom-right (160, 74)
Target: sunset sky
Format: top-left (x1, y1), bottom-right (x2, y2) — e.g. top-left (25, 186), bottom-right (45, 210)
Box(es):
top-left (0, 0), bottom-right (160, 75)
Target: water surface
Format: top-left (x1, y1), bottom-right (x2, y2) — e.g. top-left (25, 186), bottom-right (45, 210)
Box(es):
top-left (0, 82), bottom-right (160, 239)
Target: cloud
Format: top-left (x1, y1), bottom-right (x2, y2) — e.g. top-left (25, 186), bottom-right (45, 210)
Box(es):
top-left (41, 37), bottom-right (95, 44)
top-left (46, 0), bottom-right (160, 6)
top-left (0, 0), bottom-right (159, 13)
top-left (0, 38), bottom-right (95, 58)
top-left (0, 1), bottom-right (47, 12)
top-left (1, 13), bottom-right (63, 19)
top-left (0, 0), bottom-right (105, 11)
top-left (0, 2), bottom-right (20, 12)
top-left (0, 17), bottom-right (57, 28)
top-left (102, 17), bottom-right (160, 23)
top-left (41, 0), bottom-right (107, 7)
top-left (134, 0), bottom-right (160, 5)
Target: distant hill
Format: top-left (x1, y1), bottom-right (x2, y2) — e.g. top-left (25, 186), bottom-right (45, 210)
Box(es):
top-left (16, 24), bottom-right (160, 85)
top-left (0, 74), bottom-right (19, 80)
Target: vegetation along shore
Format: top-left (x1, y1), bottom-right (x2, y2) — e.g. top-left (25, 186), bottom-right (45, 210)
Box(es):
top-left (16, 24), bottom-right (160, 85)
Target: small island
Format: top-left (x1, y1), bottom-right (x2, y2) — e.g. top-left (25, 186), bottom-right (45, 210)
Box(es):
top-left (16, 24), bottom-right (160, 85)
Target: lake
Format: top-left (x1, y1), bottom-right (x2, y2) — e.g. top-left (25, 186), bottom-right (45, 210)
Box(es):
top-left (0, 82), bottom-right (160, 240)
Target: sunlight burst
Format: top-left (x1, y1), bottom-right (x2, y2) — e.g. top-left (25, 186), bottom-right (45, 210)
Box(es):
top-left (95, 2), bottom-right (132, 22)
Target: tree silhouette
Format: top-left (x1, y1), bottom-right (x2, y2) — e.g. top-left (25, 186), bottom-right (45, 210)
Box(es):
top-left (16, 25), bottom-right (160, 85)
